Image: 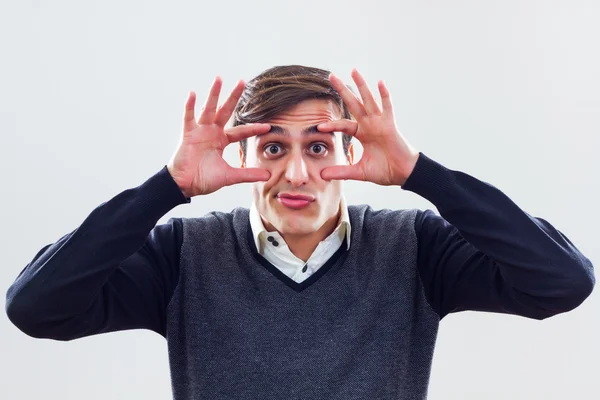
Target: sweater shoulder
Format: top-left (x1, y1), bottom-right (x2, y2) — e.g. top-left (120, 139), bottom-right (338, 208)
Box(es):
top-left (348, 204), bottom-right (419, 234)
top-left (179, 207), bottom-right (249, 244)
top-left (180, 207), bottom-right (248, 227)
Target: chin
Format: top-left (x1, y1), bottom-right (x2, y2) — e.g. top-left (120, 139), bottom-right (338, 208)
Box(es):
top-left (271, 214), bottom-right (319, 236)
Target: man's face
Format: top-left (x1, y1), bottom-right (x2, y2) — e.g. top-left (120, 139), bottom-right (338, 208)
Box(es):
top-left (241, 99), bottom-right (353, 236)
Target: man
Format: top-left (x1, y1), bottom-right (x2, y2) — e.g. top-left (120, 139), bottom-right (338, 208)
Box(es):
top-left (5, 65), bottom-right (595, 399)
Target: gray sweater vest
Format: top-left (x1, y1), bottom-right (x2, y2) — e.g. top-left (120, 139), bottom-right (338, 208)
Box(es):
top-left (166, 204), bottom-right (440, 400)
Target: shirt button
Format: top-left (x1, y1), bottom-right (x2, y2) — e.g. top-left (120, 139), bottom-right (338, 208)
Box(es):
top-left (302, 264), bottom-right (308, 273)
top-left (272, 240), bottom-right (279, 247)
top-left (267, 236), bottom-right (274, 242)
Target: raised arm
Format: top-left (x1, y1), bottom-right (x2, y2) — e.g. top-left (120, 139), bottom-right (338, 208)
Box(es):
top-left (404, 153), bottom-right (595, 320)
top-left (316, 68), bottom-right (594, 321)
top-left (5, 168), bottom-right (188, 340)
top-left (5, 77), bottom-right (273, 340)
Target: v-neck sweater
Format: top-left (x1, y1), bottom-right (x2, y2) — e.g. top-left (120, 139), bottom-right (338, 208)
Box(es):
top-left (248, 195), bottom-right (351, 283)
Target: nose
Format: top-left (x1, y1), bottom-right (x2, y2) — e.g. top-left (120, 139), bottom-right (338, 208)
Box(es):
top-left (284, 150), bottom-right (309, 187)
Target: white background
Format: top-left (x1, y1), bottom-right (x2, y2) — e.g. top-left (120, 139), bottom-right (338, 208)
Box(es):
top-left (1, 1), bottom-right (598, 399)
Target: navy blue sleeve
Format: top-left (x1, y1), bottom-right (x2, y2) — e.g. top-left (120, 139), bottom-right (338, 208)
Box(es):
top-left (5, 166), bottom-right (190, 340)
top-left (402, 152), bottom-right (595, 320)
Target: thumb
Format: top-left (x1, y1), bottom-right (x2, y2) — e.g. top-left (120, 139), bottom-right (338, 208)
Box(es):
top-left (321, 164), bottom-right (364, 181)
top-left (225, 166), bottom-right (271, 186)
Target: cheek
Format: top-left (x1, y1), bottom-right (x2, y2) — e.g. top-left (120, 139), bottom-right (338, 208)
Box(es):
top-left (253, 172), bottom-right (278, 198)
top-left (311, 155), bottom-right (339, 181)
top-left (252, 181), bottom-right (269, 196)
top-left (316, 180), bottom-right (341, 205)
top-left (253, 182), bottom-right (275, 209)
top-left (251, 183), bottom-right (262, 200)
top-left (326, 180), bottom-right (342, 194)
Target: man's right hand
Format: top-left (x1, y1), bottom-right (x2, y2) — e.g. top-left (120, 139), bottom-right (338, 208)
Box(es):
top-left (167, 77), bottom-right (271, 198)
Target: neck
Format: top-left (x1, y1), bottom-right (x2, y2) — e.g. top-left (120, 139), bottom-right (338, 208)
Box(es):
top-left (287, 213), bottom-right (341, 262)
top-left (263, 211), bottom-right (342, 263)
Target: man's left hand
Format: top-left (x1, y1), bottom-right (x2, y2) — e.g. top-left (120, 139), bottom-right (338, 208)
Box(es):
top-left (318, 69), bottom-right (420, 187)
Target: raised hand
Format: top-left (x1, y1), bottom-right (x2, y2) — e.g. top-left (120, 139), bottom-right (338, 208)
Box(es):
top-left (317, 69), bottom-right (420, 187)
top-left (167, 77), bottom-right (271, 197)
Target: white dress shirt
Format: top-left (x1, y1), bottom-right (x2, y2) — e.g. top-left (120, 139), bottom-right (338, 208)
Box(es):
top-left (249, 195), bottom-right (352, 283)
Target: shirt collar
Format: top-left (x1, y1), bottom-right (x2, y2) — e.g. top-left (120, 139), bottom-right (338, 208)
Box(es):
top-left (249, 195), bottom-right (352, 254)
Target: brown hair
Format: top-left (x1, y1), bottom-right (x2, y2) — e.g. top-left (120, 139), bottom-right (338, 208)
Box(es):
top-left (233, 65), bottom-right (354, 162)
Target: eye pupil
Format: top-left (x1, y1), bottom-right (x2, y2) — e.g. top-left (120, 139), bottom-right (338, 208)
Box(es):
top-left (265, 144), bottom-right (326, 156)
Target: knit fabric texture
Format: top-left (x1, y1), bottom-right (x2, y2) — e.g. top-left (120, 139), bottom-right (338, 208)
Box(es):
top-left (166, 205), bottom-right (440, 400)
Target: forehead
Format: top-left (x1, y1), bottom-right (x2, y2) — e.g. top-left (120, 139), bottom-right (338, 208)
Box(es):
top-left (247, 98), bottom-right (343, 145)
top-left (266, 98), bottom-right (342, 126)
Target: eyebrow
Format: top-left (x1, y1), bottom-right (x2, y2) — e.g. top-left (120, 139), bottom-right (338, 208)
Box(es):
top-left (256, 124), bottom-right (334, 139)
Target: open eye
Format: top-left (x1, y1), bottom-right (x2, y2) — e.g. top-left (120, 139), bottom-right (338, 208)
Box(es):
top-left (309, 143), bottom-right (328, 156)
top-left (263, 143), bottom-right (284, 158)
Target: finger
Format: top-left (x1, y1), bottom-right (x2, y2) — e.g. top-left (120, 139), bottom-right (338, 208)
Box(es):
top-left (351, 68), bottom-right (381, 115)
top-left (378, 80), bottom-right (393, 114)
top-left (214, 79), bottom-right (246, 127)
top-left (321, 164), bottom-right (365, 181)
top-left (329, 73), bottom-right (367, 119)
top-left (224, 123), bottom-right (272, 144)
top-left (225, 166), bottom-right (271, 186)
top-left (198, 76), bottom-right (223, 125)
top-left (183, 91), bottom-right (197, 132)
top-left (317, 119), bottom-right (358, 136)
